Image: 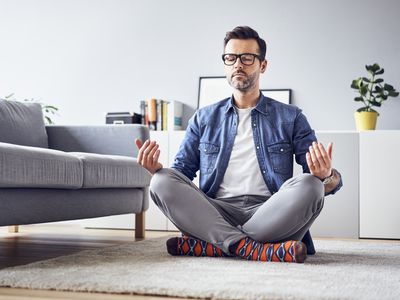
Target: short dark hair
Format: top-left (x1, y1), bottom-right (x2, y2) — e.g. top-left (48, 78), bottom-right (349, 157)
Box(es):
top-left (223, 26), bottom-right (267, 60)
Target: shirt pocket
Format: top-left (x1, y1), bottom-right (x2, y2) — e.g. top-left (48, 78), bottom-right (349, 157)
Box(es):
top-left (198, 142), bottom-right (220, 174)
top-left (267, 142), bottom-right (293, 175)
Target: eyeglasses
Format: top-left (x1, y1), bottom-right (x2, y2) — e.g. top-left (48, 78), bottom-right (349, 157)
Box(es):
top-left (222, 53), bottom-right (262, 66)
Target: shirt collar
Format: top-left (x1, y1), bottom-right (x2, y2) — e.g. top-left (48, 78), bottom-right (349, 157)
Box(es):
top-left (224, 92), bottom-right (269, 115)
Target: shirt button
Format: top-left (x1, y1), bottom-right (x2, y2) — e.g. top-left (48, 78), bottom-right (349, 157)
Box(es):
top-left (280, 148), bottom-right (284, 152)
top-left (263, 170), bottom-right (266, 174)
top-left (253, 123), bottom-right (256, 127)
top-left (204, 149), bottom-right (207, 152)
top-left (256, 146), bottom-right (260, 149)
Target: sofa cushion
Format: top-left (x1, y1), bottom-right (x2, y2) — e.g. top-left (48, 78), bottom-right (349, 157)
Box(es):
top-left (0, 99), bottom-right (48, 148)
top-left (0, 142), bottom-right (83, 189)
top-left (70, 152), bottom-right (151, 188)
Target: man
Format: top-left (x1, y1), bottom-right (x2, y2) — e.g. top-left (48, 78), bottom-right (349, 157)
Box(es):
top-left (136, 26), bottom-right (342, 263)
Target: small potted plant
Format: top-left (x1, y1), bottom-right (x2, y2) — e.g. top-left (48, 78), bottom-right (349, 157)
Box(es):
top-left (351, 63), bottom-right (399, 130)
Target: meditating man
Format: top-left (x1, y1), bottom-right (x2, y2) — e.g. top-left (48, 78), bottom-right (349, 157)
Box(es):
top-left (135, 26), bottom-right (342, 263)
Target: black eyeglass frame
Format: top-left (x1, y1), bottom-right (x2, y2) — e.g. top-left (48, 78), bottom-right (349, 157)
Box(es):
top-left (221, 53), bottom-right (263, 66)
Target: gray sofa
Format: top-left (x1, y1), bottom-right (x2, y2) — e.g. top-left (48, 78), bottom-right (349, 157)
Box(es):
top-left (0, 99), bottom-right (151, 238)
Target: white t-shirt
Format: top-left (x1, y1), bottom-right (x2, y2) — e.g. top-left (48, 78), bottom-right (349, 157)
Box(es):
top-left (216, 107), bottom-right (272, 199)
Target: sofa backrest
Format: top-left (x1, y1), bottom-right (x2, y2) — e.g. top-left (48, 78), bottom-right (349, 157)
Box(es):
top-left (0, 99), bottom-right (49, 148)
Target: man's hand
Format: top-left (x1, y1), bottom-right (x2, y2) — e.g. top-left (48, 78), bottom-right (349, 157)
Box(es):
top-left (135, 139), bottom-right (163, 174)
top-left (306, 141), bottom-right (333, 180)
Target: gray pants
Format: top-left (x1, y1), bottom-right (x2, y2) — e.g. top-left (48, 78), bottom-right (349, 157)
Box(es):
top-left (150, 168), bottom-right (324, 254)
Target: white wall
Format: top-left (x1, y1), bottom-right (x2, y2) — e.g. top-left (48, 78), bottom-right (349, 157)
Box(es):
top-left (1, 0), bottom-right (399, 130)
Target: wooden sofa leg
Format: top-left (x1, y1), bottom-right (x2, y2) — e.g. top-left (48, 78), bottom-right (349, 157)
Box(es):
top-left (135, 212), bottom-right (145, 239)
top-left (8, 225), bottom-right (19, 233)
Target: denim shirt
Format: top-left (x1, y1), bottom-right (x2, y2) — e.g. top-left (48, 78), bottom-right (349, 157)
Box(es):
top-left (171, 93), bottom-right (343, 198)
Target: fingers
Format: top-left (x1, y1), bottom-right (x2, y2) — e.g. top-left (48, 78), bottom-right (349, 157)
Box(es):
top-left (137, 140), bottom-right (161, 169)
top-left (306, 152), bottom-right (316, 174)
top-left (142, 141), bottom-right (156, 165)
top-left (307, 141), bottom-right (333, 179)
top-left (327, 142), bottom-right (333, 160)
top-left (315, 142), bottom-right (331, 167)
top-left (136, 140), bottom-right (149, 165)
top-left (308, 143), bottom-right (321, 169)
top-left (135, 138), bottom-right (142, 150)
top-left (154, 149), bottom-right (161, 163)
top-left (147, 142), bottom-right (159, 166)
top-left (312, 142), bottom-right (332, 168)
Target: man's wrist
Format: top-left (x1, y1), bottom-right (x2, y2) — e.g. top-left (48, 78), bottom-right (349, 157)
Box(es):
top-left (322, 169), bottom-right (335, 185)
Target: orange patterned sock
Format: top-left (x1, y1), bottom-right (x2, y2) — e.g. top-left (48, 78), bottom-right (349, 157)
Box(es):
top-left (166, 236), bottom-right (232, 257)
top-left (231, 237), bottom-right (307, 263)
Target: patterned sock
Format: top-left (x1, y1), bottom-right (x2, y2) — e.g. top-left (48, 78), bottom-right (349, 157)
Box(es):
top-left (230, 237), bottom-right (307, 263)
top-left (166, 235), bottom-right (232, 257)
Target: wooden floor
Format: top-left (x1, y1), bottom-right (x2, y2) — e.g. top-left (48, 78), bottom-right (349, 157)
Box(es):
top-left (0, 224), bottom-right (178, 299)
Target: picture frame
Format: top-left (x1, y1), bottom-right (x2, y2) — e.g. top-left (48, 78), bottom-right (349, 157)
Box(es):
top-left (260, 89), bottom-right (292, 105)
top-left (197, 76), bottom-right (291, 109)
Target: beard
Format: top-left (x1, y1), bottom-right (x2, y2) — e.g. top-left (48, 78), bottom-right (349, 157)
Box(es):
top-left (227, 71), bottom-right (258, 91)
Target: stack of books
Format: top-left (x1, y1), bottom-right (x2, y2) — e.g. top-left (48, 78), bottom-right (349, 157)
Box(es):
top-left (140, 99), bottom-right (183, 131)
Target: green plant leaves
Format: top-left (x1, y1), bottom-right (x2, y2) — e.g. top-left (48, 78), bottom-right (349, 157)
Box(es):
top-left (370, 100), bottom-right (381, 107)
top-left (389, 91), bottom-right (399, 97)
top-left (365, 63), bottom-right (382, 74)
top-left (351, 79), bottom-right (360, 89)
top-left (360, 84), bottom-right (368, 96)
top-left (357, 107), bottom-right (378, 113)
top-left (353, 63), bottom-right (399, 112)
top-left (384, 84), bottom-right (394, 91)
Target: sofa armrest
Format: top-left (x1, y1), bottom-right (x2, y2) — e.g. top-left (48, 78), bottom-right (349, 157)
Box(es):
top-left (46, 125), bottom-right (149, 157)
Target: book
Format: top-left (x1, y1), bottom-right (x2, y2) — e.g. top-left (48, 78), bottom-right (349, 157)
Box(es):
top-left (156, 99), bottom-right (163, 131)
top-left (147, 98), bottom-right (157, 130)
top-left (167, 100), bottom-right (183, 130)
top-left (140, 100), bottom-right (146, 125)
top-left (162, 101), bottom-right (168, 131)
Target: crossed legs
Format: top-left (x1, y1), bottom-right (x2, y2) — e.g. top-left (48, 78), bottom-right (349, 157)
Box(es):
top-left (150, 168), bottom-right (324, 262)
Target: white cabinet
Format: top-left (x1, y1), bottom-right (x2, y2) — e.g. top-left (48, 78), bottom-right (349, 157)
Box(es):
top-left (359, 131), bottom-right (400, 239)
top-left (145, 131), bottom-right (170, 231)
top-left (165, 130), bottom-right (185, 231)
top-left (160, 131), bottom-right (360, 237)
top-left (300, 132), bottom-right (359, 238)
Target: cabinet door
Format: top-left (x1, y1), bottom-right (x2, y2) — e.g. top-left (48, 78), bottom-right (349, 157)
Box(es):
top-left (145, 131), bottom-right (169, 230)
top-left (294, 132), bottom-right (359, 238)
top-left (360, 131), bottom-right (400, 239)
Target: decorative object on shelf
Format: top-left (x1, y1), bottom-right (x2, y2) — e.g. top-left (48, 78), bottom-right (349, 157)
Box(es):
top-left (4, 93), bottom-right (59, 124)
top-left (167, 100), bottom-right (183, 130)
top-left (197, 76), bottom-right (291, 109)
top-left (105, 112), bottom-right (141, 124)
top-left (351, 63), bottom-right (399, 130)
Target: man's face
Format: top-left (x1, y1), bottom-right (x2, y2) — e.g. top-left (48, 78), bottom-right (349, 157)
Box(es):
top-left (223, 39), bottom-right (267, 92)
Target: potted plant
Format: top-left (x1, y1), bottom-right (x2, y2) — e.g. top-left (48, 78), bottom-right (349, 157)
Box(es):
top-left (351, 63), bottom-right (399, 130)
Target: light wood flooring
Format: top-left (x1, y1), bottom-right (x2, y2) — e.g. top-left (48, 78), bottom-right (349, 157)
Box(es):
top-left (0, 224), bottom-right (178, 299)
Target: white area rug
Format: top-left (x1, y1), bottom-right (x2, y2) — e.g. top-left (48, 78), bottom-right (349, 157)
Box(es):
top-left (0, 237), bottom-right (399, 300)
